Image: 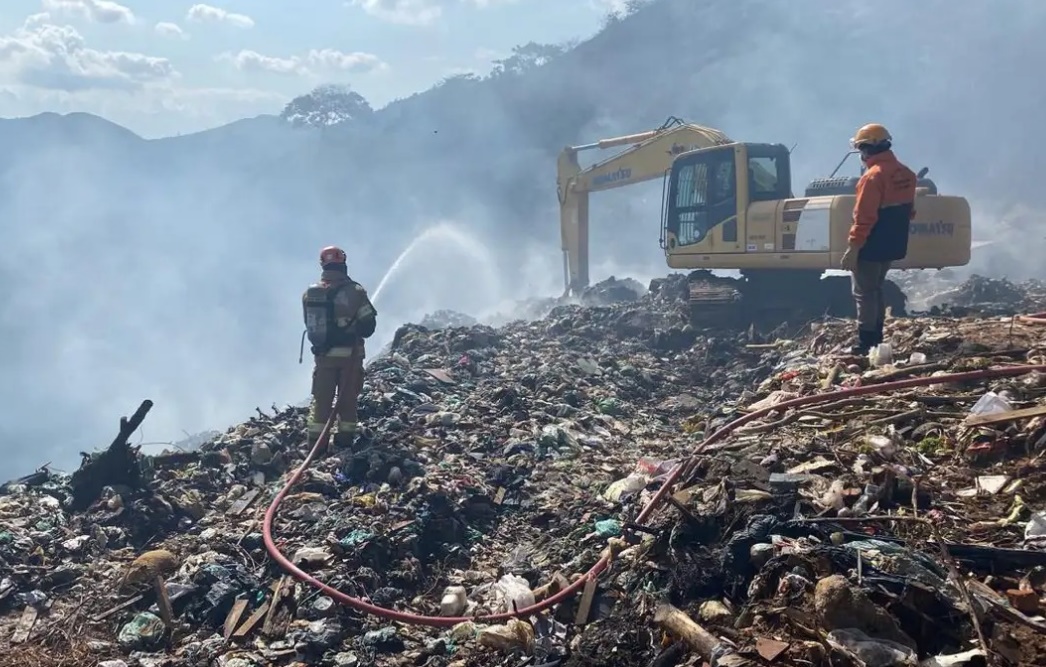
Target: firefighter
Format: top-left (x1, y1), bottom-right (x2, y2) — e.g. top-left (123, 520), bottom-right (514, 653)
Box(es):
top-left (839, 123), bottom-right (917, 355)
top-left (302, 246), bottom-right (377, 449)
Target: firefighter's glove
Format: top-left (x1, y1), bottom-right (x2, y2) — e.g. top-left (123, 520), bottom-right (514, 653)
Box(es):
top-left (840, 245), bottom-right (859, 272)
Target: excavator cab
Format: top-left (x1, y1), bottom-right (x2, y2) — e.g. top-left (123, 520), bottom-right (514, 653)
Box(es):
top-left (660, 142), bottom-right (792, 257)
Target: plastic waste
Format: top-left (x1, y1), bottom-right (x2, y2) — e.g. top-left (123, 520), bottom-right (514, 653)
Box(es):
top-left (117, 611), bottom-right (166, 650)
top-left (852, 483), bottom-right (883, 514)
top-left (298, 618), bottom-right (345, 654)
top-left (919, 648), bottom-right (985, 666)
top-left (1025, 510), bottom-right (1046, 548)
top-left (868, 342), bottom-right (894, 367)
top-left (826, 628), bottom-right (917, 666)
top-left (634, 457), bottom-right (678, 478)
top-left (440, 585), bottom-right (467, 616)
top-left (822, 479), bottom-right (847, 510)
top-left (865, 434), bottom-right (896, 458)
top-left (594, 518), bottom-right (622, 537)
top-left (491, 574), bottom-right (534, 614)
top-left (908, 352), bottom-right (927, 364)
top-left (603, 473), bottom-right (648, 502)
top-left (968, 391), bottom-right (1012, 417)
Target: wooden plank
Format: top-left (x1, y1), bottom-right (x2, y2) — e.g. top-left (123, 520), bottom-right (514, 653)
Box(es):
top-left (154, 576), bottom-right (174, 630)
top-left (223, 599), bottom-right (248, 640)
top-left (574, 577), bottom-right (598, 626)
top-left (262, 577), bottom-right (291, 637)
top-left (232, 602), bottom-right (269, 639)
top-left (965, 403), bottom-right (1046, 427)
top-left (92, 594), bottom-right (145, 622)
top-left (11, 606), bottom-right (38, 644)
top-left (227, 488), bottom-right (261, 516)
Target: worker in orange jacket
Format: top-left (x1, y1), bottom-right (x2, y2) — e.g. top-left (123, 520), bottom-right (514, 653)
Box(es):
top-left (302, 246), bottom-right (377, 449)
top-left (839, 123), bottom-right (917, 355)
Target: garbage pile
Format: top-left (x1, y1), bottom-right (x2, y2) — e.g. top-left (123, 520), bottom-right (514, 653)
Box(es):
top-left (2, 274), bottom-right (1046, 667)
top-left (895, 272), bottom-right (1046, 315)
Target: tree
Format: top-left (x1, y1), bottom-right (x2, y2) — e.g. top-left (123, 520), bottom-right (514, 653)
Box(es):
top-left (488, 42), bottom-right (569, 78)
top-left (280, 84), bottom-right (374, 128)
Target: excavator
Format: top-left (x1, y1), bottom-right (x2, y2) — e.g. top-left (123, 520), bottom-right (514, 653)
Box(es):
top-left (557, 117), bottom-right (973, 326)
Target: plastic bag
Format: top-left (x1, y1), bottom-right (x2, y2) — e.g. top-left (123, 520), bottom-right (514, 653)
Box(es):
top-left (868, 342), bottom-right (894, 367)
top-left (969, 391), bottom-right (1012, 418)
top-left (827, 628), bottom-right (916, 667)
top-left (603, 473), bottom-right (648, 502)
top-left (491, 574), bottom-right (534, 614)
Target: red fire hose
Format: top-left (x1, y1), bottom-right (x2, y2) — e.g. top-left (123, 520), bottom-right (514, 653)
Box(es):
top-left (264, 331), bottom-right (1046, 627)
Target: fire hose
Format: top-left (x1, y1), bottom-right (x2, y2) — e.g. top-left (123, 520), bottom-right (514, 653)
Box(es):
top-left (264, 332), bottom-right (1046, 628)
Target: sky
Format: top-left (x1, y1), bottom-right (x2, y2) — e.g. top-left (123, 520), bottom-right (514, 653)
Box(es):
top-left (0, 0), bottom-right (621, 137)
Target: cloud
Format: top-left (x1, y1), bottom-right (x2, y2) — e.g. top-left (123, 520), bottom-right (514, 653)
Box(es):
top-left (154, 22), bottom-right (188, 39)
top-left (0, 14), bottom-right (176, 92)
top-left (347, 0), bottom-right (442, 26)
top-left (220, 49), bottom-right (387, 76)
top-left (41, 0), bottom-right (135, 24)
top-left (186, 4), bottom-right (255, 29)
top-left (346, 0), bottom-right (514, 26)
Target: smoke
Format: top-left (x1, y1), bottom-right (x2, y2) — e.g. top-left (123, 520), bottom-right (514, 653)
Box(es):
top-left (1, 0), bottom-right (1044, 478)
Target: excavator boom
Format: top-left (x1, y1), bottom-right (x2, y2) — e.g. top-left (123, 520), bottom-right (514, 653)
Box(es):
top-left (558, 117), bottom-right (733, 294)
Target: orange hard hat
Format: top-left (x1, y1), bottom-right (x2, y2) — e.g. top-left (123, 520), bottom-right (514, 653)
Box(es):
top-left (319, 246), bottom-right (347, 266)
top-left (850, 123), bottom-right (892, 149)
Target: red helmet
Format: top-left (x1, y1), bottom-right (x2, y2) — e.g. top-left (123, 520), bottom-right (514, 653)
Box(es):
top-left (319, 246), bottom-right (346, 266)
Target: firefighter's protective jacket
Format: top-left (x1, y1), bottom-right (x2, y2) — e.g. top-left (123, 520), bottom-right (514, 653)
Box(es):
top-left (302, 270), bottom-right (377, 355)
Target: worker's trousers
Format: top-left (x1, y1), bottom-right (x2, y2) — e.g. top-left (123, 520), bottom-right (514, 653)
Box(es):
top-left (851, 260), bottom-right (892, 332)
top-left (307, 345), bottom-right (365, 441)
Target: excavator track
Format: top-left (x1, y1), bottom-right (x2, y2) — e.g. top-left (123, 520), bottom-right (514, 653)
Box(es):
top-left (685, 270), bottom-right (908, 331)
top-left (686, 275), bottom-right (745, 329)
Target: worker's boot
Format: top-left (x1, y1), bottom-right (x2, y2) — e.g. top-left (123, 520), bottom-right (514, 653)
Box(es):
top-left (873, 320), bottom-right (885, 346)
top-left (333, 421), bottom-right (357, 450)
top-left (849, 329), bottom-right (877, 356)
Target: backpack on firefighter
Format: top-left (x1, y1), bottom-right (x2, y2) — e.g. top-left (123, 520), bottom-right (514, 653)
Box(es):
top-left (302, 282), bottom-right (357, 356)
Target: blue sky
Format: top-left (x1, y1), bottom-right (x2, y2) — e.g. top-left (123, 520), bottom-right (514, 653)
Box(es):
top-left (0, 0), bottom-right (619, 137)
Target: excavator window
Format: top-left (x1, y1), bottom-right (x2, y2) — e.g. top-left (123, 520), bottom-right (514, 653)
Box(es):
top-left (667, 148), bottom-right (737, 246)
top-left (747, 156), bottom-right (781, 202)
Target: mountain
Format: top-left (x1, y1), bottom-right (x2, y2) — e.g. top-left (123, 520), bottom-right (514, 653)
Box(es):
top-left (1, 0), bottom-right (1044, 479)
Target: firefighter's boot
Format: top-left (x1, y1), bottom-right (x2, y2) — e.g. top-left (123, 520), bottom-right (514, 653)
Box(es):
top-left (333, 421), bottom-right (357, 450)
top-left (848, 329), bottom-right (878, 356)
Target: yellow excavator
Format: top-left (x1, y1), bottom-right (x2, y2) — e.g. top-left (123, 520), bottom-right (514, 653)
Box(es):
top-left (558, 117), bottom-right (973, 325)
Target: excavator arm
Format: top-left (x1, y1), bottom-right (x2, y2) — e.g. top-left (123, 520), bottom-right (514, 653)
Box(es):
top-left (557, 117), bottom-right (734, 295)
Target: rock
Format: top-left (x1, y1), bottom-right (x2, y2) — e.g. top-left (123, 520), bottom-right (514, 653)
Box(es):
top-left (1005, 588), bottom-right (1040, 614)
top-left (698, 600), bottom-right (732, 623)
top-left (332, 652), bottom-right (360, 667)
top-left (814, 575), bottom-right (916, 649)
top-left (477, 618), bottom-right (535, 654)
